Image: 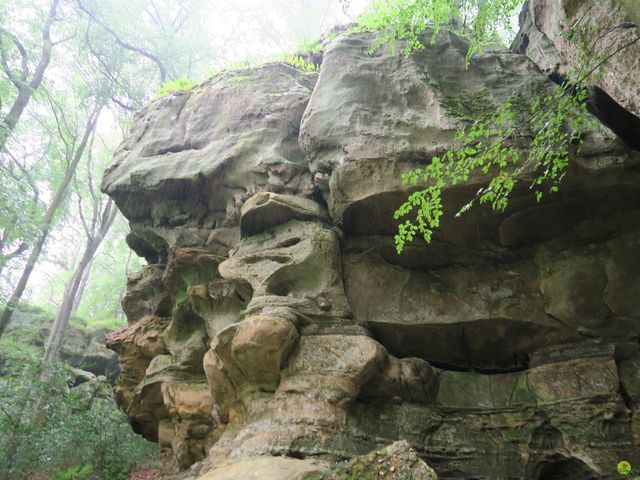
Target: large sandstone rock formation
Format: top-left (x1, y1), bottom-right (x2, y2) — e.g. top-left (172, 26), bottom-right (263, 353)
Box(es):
top-left (103, 11), bottom-right (640, 479)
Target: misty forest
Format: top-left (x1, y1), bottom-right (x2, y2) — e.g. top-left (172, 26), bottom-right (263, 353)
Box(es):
top-left (0, 1), bottom-right (638, 479)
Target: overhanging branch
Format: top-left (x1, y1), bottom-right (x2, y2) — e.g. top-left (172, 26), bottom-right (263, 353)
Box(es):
top-left (76, 0), bottom-right (168, 84)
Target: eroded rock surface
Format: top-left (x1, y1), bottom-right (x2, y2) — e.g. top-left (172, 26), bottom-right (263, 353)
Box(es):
top-left (514, 0), bottom-right (640, 148)
top-left (104, 22), bottom-right (640, 480)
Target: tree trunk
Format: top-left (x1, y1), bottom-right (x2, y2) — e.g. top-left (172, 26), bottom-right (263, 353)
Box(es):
top-left (0, 242), bottom-right (28, 278)
top-left (116, 248), bottom-right (133, 320)
top-left (0, 88), bottom-right (33, 152)
top-left (0, 106), bottom-right (102, 338)
top-left (43, 243), bottom-right (96, 364)
top-left (71, 257), bottom-right (93, 312)
top-left (0, 0), bottom-right (59, 153)
top-left (43, 201), bottom-right (116, 363)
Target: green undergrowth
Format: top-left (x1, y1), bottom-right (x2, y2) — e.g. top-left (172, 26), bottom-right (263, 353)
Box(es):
top-left (0, 337), bottom-right (158, 480)
top-left (8, 303), bottom-right (124, 336)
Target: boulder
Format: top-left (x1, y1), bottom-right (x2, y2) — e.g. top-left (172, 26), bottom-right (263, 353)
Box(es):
top-left (2, 305), bottom-right (119, 380)
top-left (102, 63), bottom-right (318, 263)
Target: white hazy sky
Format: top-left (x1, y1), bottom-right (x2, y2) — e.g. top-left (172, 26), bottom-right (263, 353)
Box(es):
top-left (205, 0), bottom-right (371, 63)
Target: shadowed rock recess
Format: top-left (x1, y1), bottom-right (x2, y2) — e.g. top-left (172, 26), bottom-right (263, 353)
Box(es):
top-left (102, 10), bottom-right (640, 480)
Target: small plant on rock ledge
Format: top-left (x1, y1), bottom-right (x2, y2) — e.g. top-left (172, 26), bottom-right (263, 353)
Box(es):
top-left (281, 54), bottom-right (319, 72)
top-left (157, 77), bottom-right (195, 96)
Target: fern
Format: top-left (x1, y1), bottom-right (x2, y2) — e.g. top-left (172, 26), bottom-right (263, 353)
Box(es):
top-left (281, 55), bottom-right (319, 72)
top-left (51, 464), bottom-right (94, 480)
top-left (157, 77), bottom-right (195, 96)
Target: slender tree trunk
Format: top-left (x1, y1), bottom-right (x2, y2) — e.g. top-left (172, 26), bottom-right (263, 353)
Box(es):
top-left (116, 248), bottom-right (133, 320)
top-left (0, 242), bottom-right (28, 278)
top-left (71, 257), bottom-right (92, 312)
top-left (43, 201), bottom-right (116, 363)
top-left (0, 106), bottom-right (102, 338)
top-left (124, 247), bottom-right (132, 277)
top-left (0, 88), bottom-right (32, 152)
top-left (67, 237), bottom-right (83, 272)
top-left (43, 243), bottom-right (96, 363)
top-left (0, 0), bottom-right (59, 152)
top-left (0, 216), bottom-right (58, 335)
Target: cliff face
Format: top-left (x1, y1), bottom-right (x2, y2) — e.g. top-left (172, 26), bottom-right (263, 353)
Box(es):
top-left (103, 5), bottom-right (640, 479)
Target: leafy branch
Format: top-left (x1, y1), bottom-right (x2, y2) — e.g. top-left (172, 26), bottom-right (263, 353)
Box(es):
top-left (392, 18), bottom-right (638, 253)
top-left (76, 0), bottom-right (168, 84)
top-left (355, 0), bottom-right (523, 60)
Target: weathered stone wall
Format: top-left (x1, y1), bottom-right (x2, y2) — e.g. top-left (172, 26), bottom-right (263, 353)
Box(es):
top-left (103, 12), bottom-right (640, 479)
top-left (514, 0), bottom-right (640, 118)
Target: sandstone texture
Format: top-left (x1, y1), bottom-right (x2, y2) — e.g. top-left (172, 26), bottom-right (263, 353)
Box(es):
top-left (103, 17), bottom-right (640, 480)
top-left (514, 0), bottom-right (640, 145)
